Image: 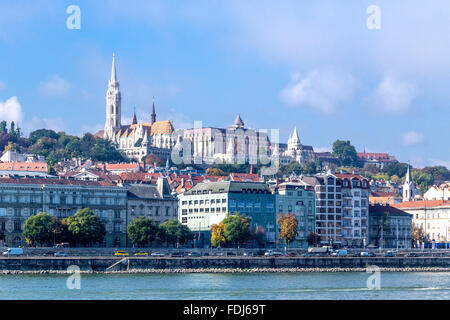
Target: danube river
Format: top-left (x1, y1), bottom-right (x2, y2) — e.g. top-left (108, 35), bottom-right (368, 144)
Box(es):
top-left (0, 272), bottom-right (449, 299)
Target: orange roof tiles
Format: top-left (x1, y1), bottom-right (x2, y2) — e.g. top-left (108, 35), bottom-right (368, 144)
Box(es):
top-left (394, 200), bottom-right (450, 209)
top-left (0, 162), bottom-right (48, 172)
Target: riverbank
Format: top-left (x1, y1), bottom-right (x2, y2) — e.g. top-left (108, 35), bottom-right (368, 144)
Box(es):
top-left (1, 256), bottom-right (449, 273)
top-left (1, 266), bottom-right (450, 274)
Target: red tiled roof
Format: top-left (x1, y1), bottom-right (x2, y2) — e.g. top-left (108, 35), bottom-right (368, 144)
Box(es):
top-left (393, 200), bottom-right (450, 209)
top-left (0, 178), bottom-right (116, 187)
top-left (105, 163), bottom-right (140, 171)
top-left (357, 152), bottom-right (396, 162)
top-left (229, 173), bottom-right (259, 182)
top-left (0, 162), bottom-right (48, 172)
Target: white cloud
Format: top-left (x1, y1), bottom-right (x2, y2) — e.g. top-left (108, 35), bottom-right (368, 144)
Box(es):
top-left (280, 70), bottom-right (355, 115)
top-left (0, 96), bottom-right (24, 123)
top-left (38, 75), bottom-right (71, 97)
top-left (401, 131), bottom-right (424, 146)
top-left (372, 76), bottom-right (417, 114)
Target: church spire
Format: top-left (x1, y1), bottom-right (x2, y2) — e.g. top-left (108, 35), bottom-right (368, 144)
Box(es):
top-left (110, 53), bottom-right (117, 83)
top-left (151, 96), bottom-right (156, 125)
top-left (405, 162), bottom-right (412, 184)
top-left (131, 112), bottom-right (137, 125)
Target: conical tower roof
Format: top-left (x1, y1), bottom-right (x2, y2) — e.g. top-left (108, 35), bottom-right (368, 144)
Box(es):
top-left (110, 53), bottom-right (117, 83)
top-left (232, 114), bottom-right (244, 128)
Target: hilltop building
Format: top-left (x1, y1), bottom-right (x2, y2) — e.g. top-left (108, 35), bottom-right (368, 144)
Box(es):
top-left (98, 54), bottom-right (176, 161)
top-left (180, 115), bottom-right (270, 165)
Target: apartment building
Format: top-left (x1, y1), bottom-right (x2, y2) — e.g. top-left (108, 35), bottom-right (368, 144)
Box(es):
top-left (369, 204), bottom-right (412, 249)
top-left (334, 173), bottom-right (370, 248)
top-left (272, 182), bottom-right (316, 248)
top-left (178, 181), bottom-right (276, 247)
top-left (300, 172), bottom-right (343, 247)
top-left (394, 200), bottom-right (450, 245)
top-left (0, 178), bottom-right (128, 247)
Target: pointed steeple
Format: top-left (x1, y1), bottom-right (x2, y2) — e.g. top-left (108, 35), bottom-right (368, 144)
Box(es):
top-left (131, 111), bottom-right (137, 125)
top-left (292, 126), bottom-right (300, 143)
top-left (405, 162), bottom-right (412, 184)
top-left (151, 96), bottom-right (156, 125)
top-left (231, 114), bottom-right (244, 129)
top-left (110, 53), bottom-right (117, 83)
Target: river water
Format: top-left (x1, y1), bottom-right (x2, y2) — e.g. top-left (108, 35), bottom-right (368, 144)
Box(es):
top-left (0, 272), bottom-right (449, 300)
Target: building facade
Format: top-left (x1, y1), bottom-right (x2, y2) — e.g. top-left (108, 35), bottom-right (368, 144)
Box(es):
top-left (334, 173), bottom-right (370, 248)
top-left (300, 173), bottom-right (343, 247)
top-left (100, 54), bottom-right (176, 161)
top-left (0, 178), bottom-right (128, 248)
top-left (178, 115), bottom-right (270, 166)
top-left (424, 183), bottom-right (450, 201)
top-left (178, 181), bottom-right (276, 247)
top-left (394, 200), bottom-right (450, 245)
top-left (272, 182), bottom-right (316, 248)
top-left (369, 204), bottom-right (412, 249)
top-left (126, 177), bottom-right (179, 246)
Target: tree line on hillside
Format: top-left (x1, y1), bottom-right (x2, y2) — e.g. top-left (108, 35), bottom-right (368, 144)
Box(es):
top-left (0, 121), bottom-right (126, 173)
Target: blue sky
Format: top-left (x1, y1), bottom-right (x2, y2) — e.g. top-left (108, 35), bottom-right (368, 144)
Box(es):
top-left (0, 0), bottom-right (449, 169)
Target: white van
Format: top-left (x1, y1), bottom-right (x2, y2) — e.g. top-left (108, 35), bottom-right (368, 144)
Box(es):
top-left (3, 248), bottom-right (24, 256)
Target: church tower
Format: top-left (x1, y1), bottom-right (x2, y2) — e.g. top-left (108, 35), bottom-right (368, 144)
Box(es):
top-left (104, 54), bottom-right (122, 140)
top-left (403, 163), bottom-right (417, 202)
top-left (151, 97), bottom-right (156, 125)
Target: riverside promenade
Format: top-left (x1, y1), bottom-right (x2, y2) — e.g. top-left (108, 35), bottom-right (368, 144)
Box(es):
top-left (0, 256), bottom-right (449, 273)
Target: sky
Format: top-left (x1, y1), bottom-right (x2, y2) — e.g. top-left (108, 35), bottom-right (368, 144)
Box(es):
top-left (0, 0), bottom-right (449, 169)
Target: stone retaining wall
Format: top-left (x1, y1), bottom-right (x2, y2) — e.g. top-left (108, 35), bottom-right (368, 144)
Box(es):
top-left (0, 257), bottom-right (449, 272)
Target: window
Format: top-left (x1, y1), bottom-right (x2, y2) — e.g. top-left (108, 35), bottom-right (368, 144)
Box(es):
top-left (114, 222), bottom-right (121, 232)
top-left (166, 207), bottom-right (170, 216)
top-left (14, 208), bottom-right (21, 217)
top-left (14, 220), bottom-right (21, 231)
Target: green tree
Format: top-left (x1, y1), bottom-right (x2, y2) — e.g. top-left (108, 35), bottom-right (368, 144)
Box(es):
top-left (0, 121), bottom-right (7, 134)
top-left (23, 212), bottom-right (55, 247)
top-left (382, 162), bottom-right (408, 178)
top-left (160, 219), bottom-right (194, 247)
top-left (303, 161), bottom-right (317, 175)
top-left (29, 128), bottom-right (59, 145)
top-left (66, 208), bottom-right (106, 246)
top-left (222, 213), bottom-right (252, 248)
top-left (90, 138), bottom-right (123, 162)
top-left (127, 217), bottom-right (161, 247)
top-left (285, 161), bottom-right (302, 175)
top-left (53, 218), bottom-right (73, 244)
top-left (332, 140), bottom-right (358, 167)
top-left (306, 231), bottom-right (321, 247)
top-left (411, 169), bottom-right (433, 195)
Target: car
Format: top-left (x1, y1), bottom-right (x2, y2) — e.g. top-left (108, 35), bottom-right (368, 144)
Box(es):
top-left (2, 248), bottom-right (24, 256)
top-left (302, 252), bottom-right (314, 257)
top-left (331, 250), bottom-right (348, 256)
top-left (170, 252), bottom-right (185, 257)
top-left (226, 252), bottom-right (237, 256)
top-left (407, 252), bottom-right (419, 257)
top-left (55, 242), bottom-right (70, 248)
top-left (243, 252), bottom-right (254, 257)
top-left (114, 251), bottom-right (129, 256)
top-left (203, 252), bottom-right (210, 256)
top-left (134, 251), bottom-right (148, 256)
top-left (264, 250), bottom-right (283, 257)
top-left (54, 252), bottom-right (67, 257)
top-left (187, 252), bottom-right (201, 257)
top-left (150, 252), bottom-right (165, 257)
top-left (384, 251), bottom-right (394, 257)
top-left (285, 252), bottom-right (297, 257)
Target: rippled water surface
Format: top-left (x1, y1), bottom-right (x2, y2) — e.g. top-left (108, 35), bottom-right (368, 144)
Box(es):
top-left (0, 272), bottom-right (449, 299)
